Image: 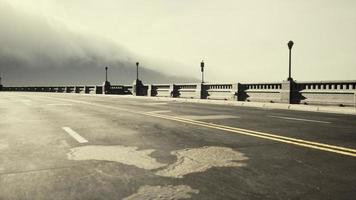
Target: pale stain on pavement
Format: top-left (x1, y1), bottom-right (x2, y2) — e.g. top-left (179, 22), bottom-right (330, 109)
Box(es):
top-left (155, 146), bottom-right (248, 178)
top-left (123, 185), bottom-right (199, 200)
top-left (0, 140), bottom-right (9, 150)
top-left (67, 145), bottom-right (167, 170)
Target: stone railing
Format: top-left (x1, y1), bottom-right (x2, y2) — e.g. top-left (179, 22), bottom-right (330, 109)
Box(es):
top-left (176, 83), bottom-right (201, 99)
top-left (2, 85), bottom-right (104, 94)
top-left (147, 83), bottom-right (237, 100)
top-left (148, 84), bottom-right (172, 97)
top-left (203, 83), bottom-right (238, 100)
top-left (2, 79), bottom-right (355, 107)
top-left (238, 82), bottom-right (282, 103)
top-left (294, 80), bottom-right (356, 106)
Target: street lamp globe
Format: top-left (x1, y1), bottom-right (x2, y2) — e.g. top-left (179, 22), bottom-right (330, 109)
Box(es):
top-left (135, 62), bottom-right (140, 81)
top-left (200, 60), bottom-right (204, 72)
top-left (288, 40), bottom-right (294, 50)
top-left (105, 66), bottom-right (108, 82)
top-left (200, 60), bottom-right (205, 83)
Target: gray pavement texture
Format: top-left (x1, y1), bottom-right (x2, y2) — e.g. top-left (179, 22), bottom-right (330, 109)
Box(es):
top-left (0, 92), bottom-right (356, 200)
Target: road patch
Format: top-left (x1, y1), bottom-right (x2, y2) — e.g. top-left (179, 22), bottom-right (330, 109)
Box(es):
top-left (155, 146), bottom-right (247, 178)
top-left (123, 185), bottom-right (199, 200)
top-left (0, 140), bottom-right (9, 150)
top-left (67, 145), bottom-right (166, 170)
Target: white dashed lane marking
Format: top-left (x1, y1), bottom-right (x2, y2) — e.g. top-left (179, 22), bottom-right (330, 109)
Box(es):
top-left (62, 127), bottom-right (88, 143)
top-left (19, 99), bottom-right (32, 106)
top-left (269, 115), bottom-right (331, 124)
top-left (144, 102), bottom-right (168, 106)
top-left (178, 115), bottom-right (239, 120)
top-left (146, 110), bottom-right (171, 114)
top-left (47, 103), bottom-right (73, 106)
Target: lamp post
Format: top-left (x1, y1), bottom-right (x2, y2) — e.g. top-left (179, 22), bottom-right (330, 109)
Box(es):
top-left (136, 62), bottom-right (139, 81)
top-left (105, 66), bottom-right (108, 82)
top-left (287, 40), bottom-right (294, 81)
top-left (200, 60), bottom-right (205, 83)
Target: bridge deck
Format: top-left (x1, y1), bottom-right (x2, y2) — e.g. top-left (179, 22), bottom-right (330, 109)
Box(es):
top-left (1, 92), bottom-right (356, 199)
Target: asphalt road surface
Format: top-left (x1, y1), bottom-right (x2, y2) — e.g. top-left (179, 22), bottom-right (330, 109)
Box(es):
top-left (1, 92), bottom-right (356, 200)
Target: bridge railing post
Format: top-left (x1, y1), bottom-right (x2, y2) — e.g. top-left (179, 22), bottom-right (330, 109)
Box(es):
top-left (196, 83), bottom-right (203, 99)
top-left (147, 84), bottom-right (152, 97)
top-left (103, 81), bottom-right (111, 95)
top-left (84, 86), bottom-right (89, 94)
top-left (281, 80), bottom-right (297, 104)
top-left (232, 83), bottom-right (239, 101)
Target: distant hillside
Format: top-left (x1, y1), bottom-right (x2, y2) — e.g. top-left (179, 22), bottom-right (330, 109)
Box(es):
top-left (0, 1), bottom-right (197, 86)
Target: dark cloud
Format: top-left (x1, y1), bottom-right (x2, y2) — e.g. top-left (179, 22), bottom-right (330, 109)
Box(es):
top-left (0, 1), bottom-right (197, 86)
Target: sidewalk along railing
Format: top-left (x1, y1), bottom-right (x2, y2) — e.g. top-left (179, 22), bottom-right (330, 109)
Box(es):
top-left (203, 83), bottom-right (238, 100)
top-left (238, 82), bottom-right (282, 103)
top-left (295, 80), bottom-right (356, 107)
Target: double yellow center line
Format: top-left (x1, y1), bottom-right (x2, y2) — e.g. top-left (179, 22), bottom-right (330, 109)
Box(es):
top-left (39, 95), bottom-right (356, 158)
top-left (143, 112), bottom-right (356, 158)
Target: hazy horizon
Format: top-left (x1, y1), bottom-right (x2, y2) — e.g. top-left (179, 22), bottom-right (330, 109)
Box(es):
top-left (1, 0), bottom-right (355, 86)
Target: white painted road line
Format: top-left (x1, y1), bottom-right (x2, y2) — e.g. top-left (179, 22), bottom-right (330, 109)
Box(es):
top-left (269, 115), bottom-right (331, 124)
top-left (19, 99), bottom-right (32, 106)
top-left (62, 127), bottom-right (88, 143)
top-left (178, 115), bottom-right (239, 120)
top-left (144, 103), bottom-right (168, 106)
top-left (146, 110), bottom-right (171, 114)
top-left (47, 103), bottom-right (73, 106)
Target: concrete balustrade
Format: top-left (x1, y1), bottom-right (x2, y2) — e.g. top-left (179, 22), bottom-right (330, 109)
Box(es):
top-left (149, 84), bottom-right (171, 97)
top-left (296, 80), bottom-right (356, 107)
top-left (109, 85), bottom-right (133, 95)
top-left (203, 83), bottom-right (238, 100)
top-left (176, 83), bottom-right (200, 99)
top-left (1, 79), bottom-right (355, 107)
top-left (239, 82), bottom-right (283, 103)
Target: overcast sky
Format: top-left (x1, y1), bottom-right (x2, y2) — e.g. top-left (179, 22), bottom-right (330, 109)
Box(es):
top-left (2, 0), bottom-right (356, 83)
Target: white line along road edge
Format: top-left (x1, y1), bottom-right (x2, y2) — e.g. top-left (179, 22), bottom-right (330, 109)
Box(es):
top-left (62, 127), bottom-right (89, 143)
top-left (268, 115), bottom-right (331, 124)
